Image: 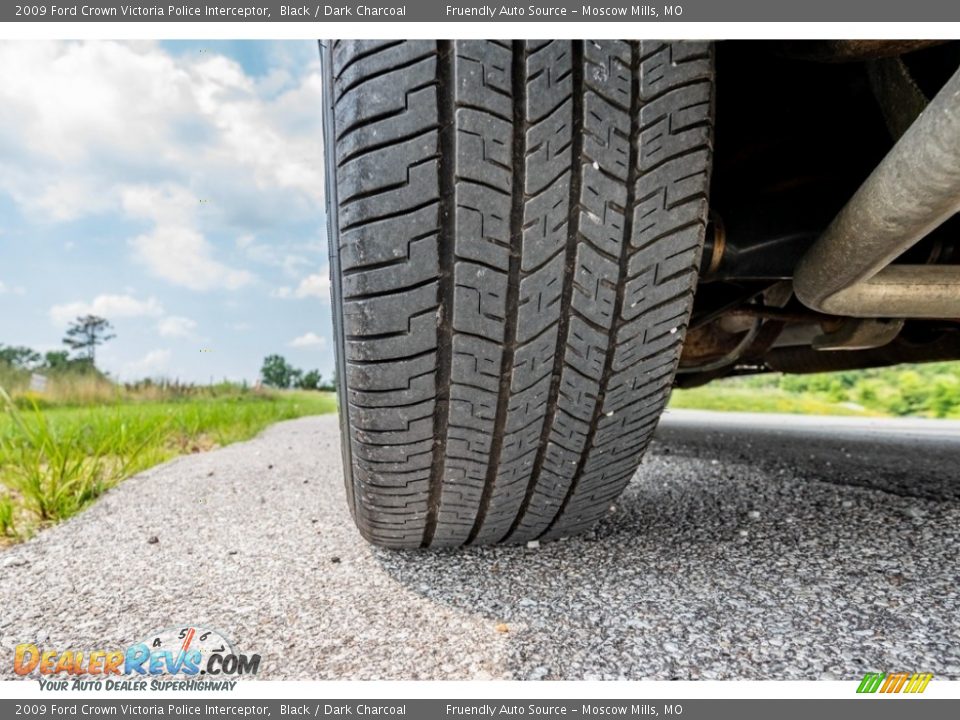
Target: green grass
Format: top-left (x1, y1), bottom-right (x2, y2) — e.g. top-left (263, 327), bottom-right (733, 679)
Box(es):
top-left (669, 386), bottom-right (880, 416)
top-left (0, 388), bottom-right (336, 543)
top-left (669, 361), bottom-right (960, 420)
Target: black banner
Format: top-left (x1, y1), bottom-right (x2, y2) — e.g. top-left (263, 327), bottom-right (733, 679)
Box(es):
top-left (5, 0), bottom-right (960, 22)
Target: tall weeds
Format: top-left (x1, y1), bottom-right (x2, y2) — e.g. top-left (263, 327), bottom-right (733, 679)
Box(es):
top-left (0, 386), bottom-right (335, 542)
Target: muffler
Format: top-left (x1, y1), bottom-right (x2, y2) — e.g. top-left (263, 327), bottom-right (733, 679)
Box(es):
top-left (793, 65), bottom-right (960, 318)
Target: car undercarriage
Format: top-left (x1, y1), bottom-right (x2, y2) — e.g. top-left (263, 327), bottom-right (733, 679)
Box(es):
top-left (679, 40), bottom-right (960, 387)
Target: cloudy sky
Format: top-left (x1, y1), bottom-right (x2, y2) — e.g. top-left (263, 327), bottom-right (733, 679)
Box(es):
top-left (0, 40), bottom-right (334, 383)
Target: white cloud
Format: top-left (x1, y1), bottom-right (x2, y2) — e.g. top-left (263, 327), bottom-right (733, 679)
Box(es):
top-left (237, 234), bottom-right (311, 277)
top-left (273, 270), bottom-right (331, 300)
top-left (157, 316), bottom-right (197, 338)
top-left (0, 41), bottom-right (323, 225)
top-left (49, 294), bottom-right (164, 326)
top-left (123, 184), bottom-right (255, 291)
top-left (294, 272), bottom-right (331, 298)
top-left (0, 41), bottom-right (322, 296)
top-left (122, 349), bottom-right (171, 379)
top-left (289, 332), bottom-right (326, 348)
top-left (130, 223), bottom-right (254, 291)
top-left (121, 183), bottom-right (195, 224)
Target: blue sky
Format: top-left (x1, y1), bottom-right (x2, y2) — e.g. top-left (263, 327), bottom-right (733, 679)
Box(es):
top-left (0, 40), bottom-right (334, 384)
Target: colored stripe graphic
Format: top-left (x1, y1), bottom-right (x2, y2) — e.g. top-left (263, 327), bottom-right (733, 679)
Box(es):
top-left (905, 673), bottom-right (934, 693)
top-left (857, 673), bottom-right (885, 693)
top-left (884, 672), bottom-right (909, 693)
top-left (857, 672), bottom-right (933, 694)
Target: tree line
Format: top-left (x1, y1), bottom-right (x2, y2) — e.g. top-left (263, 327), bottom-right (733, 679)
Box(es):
top-left (3, 313), bottom-right (336, 392)
top-left (1, 315), bottom-right (114, 374)
top-left (259, 354), bottom-right (335, 391)
top-left (732, 361), bottom-right (960, 419)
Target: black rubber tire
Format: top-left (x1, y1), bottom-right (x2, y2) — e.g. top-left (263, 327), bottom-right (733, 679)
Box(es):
top-left (321, 40), bottom-right (714, 549)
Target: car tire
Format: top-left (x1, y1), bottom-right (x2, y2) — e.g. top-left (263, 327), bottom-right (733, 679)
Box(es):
top-left (321, 39), bottom-right (715, 548)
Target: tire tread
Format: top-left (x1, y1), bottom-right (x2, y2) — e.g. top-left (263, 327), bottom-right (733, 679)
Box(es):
top-left (326, 40), bottom-right (714, 548)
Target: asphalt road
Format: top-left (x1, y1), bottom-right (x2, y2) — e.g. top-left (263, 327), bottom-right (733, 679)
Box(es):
top-left (1, 410), bottom-right (958, 680)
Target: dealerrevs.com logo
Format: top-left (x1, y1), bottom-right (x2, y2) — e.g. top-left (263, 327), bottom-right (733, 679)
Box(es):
top-left (14, 626), bottom-right (260, 691)
top-left (857, 672), bottom-right (934, 694)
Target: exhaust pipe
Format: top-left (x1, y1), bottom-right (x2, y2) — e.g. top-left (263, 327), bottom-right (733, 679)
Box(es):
top-left (793, 65), bottom-right (960, 318)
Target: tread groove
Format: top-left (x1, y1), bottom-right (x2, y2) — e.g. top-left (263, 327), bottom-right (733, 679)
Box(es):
top-left (466, 41), bottom-right (525, 546)
top-left (422, 41), bottom-right (455, 548)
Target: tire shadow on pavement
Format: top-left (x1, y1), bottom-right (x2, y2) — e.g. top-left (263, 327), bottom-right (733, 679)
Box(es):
top-left (371, 434), bottom-right (960, 680)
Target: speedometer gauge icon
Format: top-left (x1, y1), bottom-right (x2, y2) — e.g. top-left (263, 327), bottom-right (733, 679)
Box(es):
top-left (139, 626), bottom-right (235, 675)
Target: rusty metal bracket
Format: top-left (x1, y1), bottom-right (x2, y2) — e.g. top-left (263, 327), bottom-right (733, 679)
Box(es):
top-left (812, 318), bottom-right (906, 351)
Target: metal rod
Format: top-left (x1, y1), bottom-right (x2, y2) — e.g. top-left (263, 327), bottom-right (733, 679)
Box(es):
top-left (793, 65), bottom-right (960, 318)
top-left (815, 265), bottom-right (960, 317)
